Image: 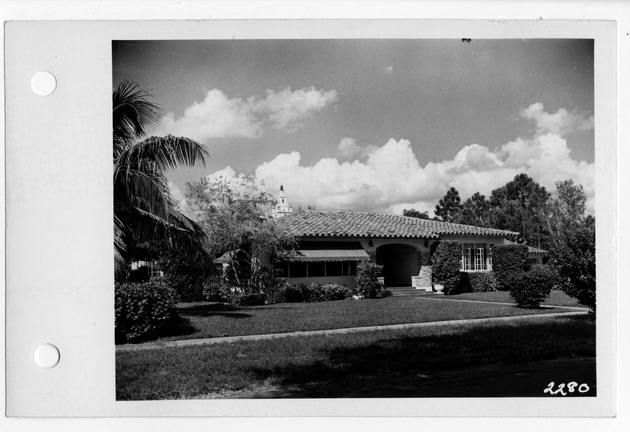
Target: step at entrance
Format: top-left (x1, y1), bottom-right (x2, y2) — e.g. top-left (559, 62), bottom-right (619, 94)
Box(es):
top-left (386, 286), bottom-right (434, 297)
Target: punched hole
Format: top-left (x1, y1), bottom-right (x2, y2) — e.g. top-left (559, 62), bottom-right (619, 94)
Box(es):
top-left (34, 343), bottom-right (61, 369)
top-left (31, 71), bottom-right (57, 96)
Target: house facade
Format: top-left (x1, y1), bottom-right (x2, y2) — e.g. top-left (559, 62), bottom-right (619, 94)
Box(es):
top-left (275, 209), bottom-right (535, 291)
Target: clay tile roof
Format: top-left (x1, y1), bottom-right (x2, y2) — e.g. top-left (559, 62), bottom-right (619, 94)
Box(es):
top-left (277, 211), bottom-right (519, 239)
top-left (504, 239), bottom-right (548, 255)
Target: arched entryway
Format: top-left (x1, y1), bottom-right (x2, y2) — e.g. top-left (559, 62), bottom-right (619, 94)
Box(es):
top-left (375, 244), bottom-right (419, 287)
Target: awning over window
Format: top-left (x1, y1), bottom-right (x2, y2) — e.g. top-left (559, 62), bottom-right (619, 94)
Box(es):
top-left (280, 249), bottom-right (370, 262)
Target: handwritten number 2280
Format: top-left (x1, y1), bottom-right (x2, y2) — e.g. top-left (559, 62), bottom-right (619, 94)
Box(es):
top-left (544, 382), bottom-right (590, 396)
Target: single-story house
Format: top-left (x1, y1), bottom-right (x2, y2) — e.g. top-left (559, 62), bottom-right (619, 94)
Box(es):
top-left (274, 210), bottom-right (546, 291)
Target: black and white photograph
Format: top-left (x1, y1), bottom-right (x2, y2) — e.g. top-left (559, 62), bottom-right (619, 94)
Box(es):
top-left (112, 37), bottom-right (598, 400)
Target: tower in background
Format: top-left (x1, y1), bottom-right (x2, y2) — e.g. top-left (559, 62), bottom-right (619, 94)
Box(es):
top-left (273, 185), bottom-right (294, 218)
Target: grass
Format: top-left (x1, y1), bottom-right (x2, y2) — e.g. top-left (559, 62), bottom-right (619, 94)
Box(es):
top-left (432, 289), bottom-right (582, 307)
top-left (135, 292), bottom-right (582, 344)
top-left (116, 315), bottom-right (595, 400)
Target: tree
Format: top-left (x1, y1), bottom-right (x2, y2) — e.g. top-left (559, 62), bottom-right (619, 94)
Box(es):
top-left (459, 192), bottom-right (491, 227)
top-left (185, 173), bottom-right (295, 292)
top-left (403, 208), bottom-right (431, 220)
top-left (546, 180), bottom-right (595, 314)
top-left (546, 180), bottom-right (588, 243)
top-left (434, 187), bottom-right (463, 223)
top-left (113, 80), bottom-right (210, 277)
top-left (489, 174), bottom-right (550, 248)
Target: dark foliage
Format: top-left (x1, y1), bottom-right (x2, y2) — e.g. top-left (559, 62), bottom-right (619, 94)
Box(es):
top-left (509, 265), bottom-right (556, 308)
top-left (115, 278), bottom-right (179, 343)
top-left (402, 209), bottom-right (432, 220)
top-left (459, 192), bottom-right (491, 227)
top-left (492, 244), bottom-right (529, 291)
top-left (251, 266), bottom-right (287, 303)
top-left (201, 275), bottom-right (233, 302)
top-left (489, 174), bottom-right (551, 249)
top-left (550, 217), bottom-right (596, 314)
top-left (233, 293), bottom-right (267, 306)
top-left (431, 241), bottom-right (463, 295)
top-left (434, 187), bottom-right (463, 222)
top-left (283, 283), bottom-right (353, 303)
top-left (159, 249), bottom-right (206, 301)
top-left (355, 263), bottom-right (384, 299)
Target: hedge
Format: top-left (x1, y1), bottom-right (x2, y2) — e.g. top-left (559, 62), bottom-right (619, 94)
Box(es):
top-left (510, 265), bottom-right (556, 308)
top-left (431, 241), bottom-right (462, 295)
top-left (459, 271), bottom-right (499, 293)
top-left (492, 244), bottom-right (529, 291)
top-left (115, 279), bottom-right (179, 343)
top-left (282, 283), bottom-right (353, 303)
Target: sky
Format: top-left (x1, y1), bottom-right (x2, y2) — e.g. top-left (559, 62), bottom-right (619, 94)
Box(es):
top-left (113, 39), bottom-right (594, 215)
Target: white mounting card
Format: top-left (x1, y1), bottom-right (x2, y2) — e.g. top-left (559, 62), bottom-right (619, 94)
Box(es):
top-left (4, 19), bottom-right (616, 417)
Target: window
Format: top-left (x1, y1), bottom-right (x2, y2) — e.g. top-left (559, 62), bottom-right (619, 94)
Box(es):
top-left (289, 262), bottom-right (307, 277)
top-left (461, 244), bottom-right (489, 271)
top-left (326, 261), bottom-right (343, 276)
top-left (309, 262), bottom-right (326, 277)
top-left (284, 260), bottom-right (359, 278)
top-left (343, 261), bottom-right (357, 276)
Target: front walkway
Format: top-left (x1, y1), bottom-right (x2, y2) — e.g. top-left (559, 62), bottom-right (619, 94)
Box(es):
top-left (116, 306), bottom-right (588, 352)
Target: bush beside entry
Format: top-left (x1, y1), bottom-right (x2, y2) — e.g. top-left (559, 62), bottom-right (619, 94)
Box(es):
top-left (492, 244), bottom-right (529, 291)
top-left (355, 263), bottom-right (384, 299)
top-left (115, 279), bottom-right (179, 343)
top-left (431, 241), bottom-right (462, 295)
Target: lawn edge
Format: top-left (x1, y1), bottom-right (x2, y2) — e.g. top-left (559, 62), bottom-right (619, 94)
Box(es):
top-left (117, 310), bottom-right (588, 352)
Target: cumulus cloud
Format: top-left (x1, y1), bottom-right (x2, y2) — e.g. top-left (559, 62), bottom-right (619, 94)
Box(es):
top-left (520, 102), bottom-right (594, 137)
top-left (337, 137), bottom-right (379, 161)
top-left (156, 87), bottom-right (337, 141)
top-left (192, 103), bottom-right (594, 215)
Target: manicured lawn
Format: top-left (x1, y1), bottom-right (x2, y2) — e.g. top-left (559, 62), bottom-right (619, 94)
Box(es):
top-left (436, 289), bottom-right (583, 307)
top-left (116, 315), bottom-right (595, 400)
top-left (141, 294), bottom-right (579, 343)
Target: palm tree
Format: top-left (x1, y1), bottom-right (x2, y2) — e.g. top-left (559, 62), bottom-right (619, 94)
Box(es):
top-left (113, 80), bottom-right (210, 276)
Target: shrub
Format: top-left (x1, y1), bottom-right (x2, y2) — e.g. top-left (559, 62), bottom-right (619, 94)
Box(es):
top-left (321, 283), bottom-right (353, 301)
top-left (201, 276), bottom-right (232, 302)
top-left (355, 262), bottom-right (384, 299)
top-left (282, 282), bottom-right (352, 303)
top-left (283, 283), bottom-right (308, 303)
top-left (115, 278), bottom-right (179, 343)
top-left (550, 220), bottom-right (596, 314)
top-left (251, 266), bottom-right (286, 303)
top-left (272, 285), bottom-right (288, 303)
top-left (234, 293), bottom-right (267, 306)
top-left (510, 265), bottom-right (556, 308)
top-left (460, 271), bottom-right (499, 292)
top-left (159, 250), bottom-right (205, 301)
top-left (431, 241), bottom-right (462, 295)
top-left (492, 244), bottom-right (529, 291)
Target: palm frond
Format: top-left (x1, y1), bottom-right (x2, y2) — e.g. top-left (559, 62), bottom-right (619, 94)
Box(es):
top-left (113, 80), bottom-right (163, 156)
top-left (128, 206), bottom-right (211, 266)
top-left (113, 80), bottom-right (211, 274)
top-left (117, 135), bottom-right (209, 173)
top-left (114, 164), bottom-right (171, 220)
top-left (114, 214), bottom-right (128, 278)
